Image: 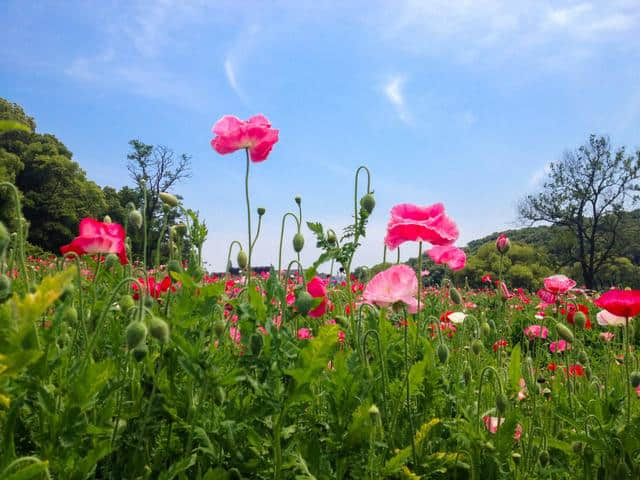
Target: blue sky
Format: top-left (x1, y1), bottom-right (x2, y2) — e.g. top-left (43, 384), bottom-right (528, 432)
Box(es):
top-left (1, 0), bottom-right (639, 271)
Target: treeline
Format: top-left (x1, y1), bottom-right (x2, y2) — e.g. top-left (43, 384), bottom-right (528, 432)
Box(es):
top-left (0, 98), bottom-right (191, 263)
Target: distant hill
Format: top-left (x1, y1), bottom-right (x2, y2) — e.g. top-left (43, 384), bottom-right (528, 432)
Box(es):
top-left (465, 225), bottom-right (559, 254)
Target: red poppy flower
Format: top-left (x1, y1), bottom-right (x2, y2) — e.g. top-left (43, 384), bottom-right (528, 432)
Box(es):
top-left (132, 276), bottom-right (174, 300)
top-left (594, 289), bottom-right (640, 318)
top-left (547, 363), bottom-right (558, 372)
top-left (566, 364), bottom-right (585, 377)
top-left (493, 339), bottom-right (508, 352)
top-left (60, 218), bottom-right (128, 264)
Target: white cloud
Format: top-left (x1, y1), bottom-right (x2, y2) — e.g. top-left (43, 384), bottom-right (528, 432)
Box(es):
top-left (383, 76), bottom-right (412, 124)
top-left (224, 57), bottom-right (248, 103)
top-left (529, 163), bottom-right (551, 187)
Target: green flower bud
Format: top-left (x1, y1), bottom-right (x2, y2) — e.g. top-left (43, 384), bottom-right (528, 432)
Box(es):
top-left (481, 322), bottom-right (491, 337)
top-left (368, 404), bottom-right (380, 422)
top-left (293, 233), bottom-right (305, 253)
top-left (159, 192), bottom-right (179, 207)
top-left (539, 450), bottom-right (549, 467)
top-left (149, 316), bottom-right (170, 343)
top-left (360, 193), bottom-right (375, 215)
top-left (556, 323), bottom-right (574, 343)
top-left (133, 342), bottom-right (148, 361)
top-left (512, 453), bottom-right (521, 465)
top-left (257, 207), bottom-right (266, 216)
top-left (61, 305), bottom-right (78, 324)
top-left (250, 333), bottom-right (263, 356)
top-left (573, 311), bottom-right (587, 329)
top-left (463, 366), bottom-right (472, 385)
top-left (471, 339), bottom-right (483, 355)
top-left (120, 294), bottom-right (135, 312)
top-left (437, 343), bottom-right (449, 364)
top-left (167, 259), bottom-right (183, 275)
top-left (215, 386), bottom-right (226, 405)
top-left (488, 319), bottom-right (497, 331)
top-left (630, 371), bottom-right (640, 388)
top-left (60, 283), bottom-right (75, 302)
top-left (295, 291), bottom-right (314, 316)
top-left (496, 392), bottom-right (508, 415)
top-left (174, 223), bottom-right (187, 236)
top-left (104, 253), bottom-right (119, 269)
top-left (0, 221), bottom-right (10, 252)
top-left (103, 215), bottom-right (112, 223)
top-left (450, 287), bottom-right (463, 305)
top-left (237, 250), bottom-right (248, 269)
top-left (125, 321), bottom-right (147, 349)
top-left (126, 201), bottom-right (136, 211)
top-left (294, 196), bottom-right (302, 205)
top-left (585, 367), bottom-right (592, 380)
top-left (143, 295), bottom-right (154, 308)
top-left (129, 210), bottom-right (143, 230)
top-left (327, 230), bottom-right (337, 244)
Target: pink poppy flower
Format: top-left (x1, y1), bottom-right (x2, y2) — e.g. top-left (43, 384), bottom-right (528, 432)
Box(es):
top-left (543, 275), bottom-right (576, 295)
top-left (210, 114), bottom-right (279, 163)
top-left (384, 203), bottom-right (459, 250)
top-left (596, 310), bottom-right (627, 327)
top-left (594, 289), bottom-right (640, 318)
top-left (496, 234), bottom-right (510, 254)
top-left (549, 340), bottom-right (571, 353)
top-left (524, 325), bottom-right (548, 339)
top-left (427, 245), bottom-right (466, 271)
top-left (599, 332), bottom-right (615, 342)
top-left (60, 218), bottom-right (128, 264)
top-left (297, 327), bottom-right (313, 340)
top-left (362, 264), bottom-right (420, 313)
top-left (482, 416), bottom-right (523, 440)
top-left (229, 326), bottom-right (241, 344)
top-left (307, 276), bottom-right (329, 318)
top-left (517, 378), bottom-right (527, 401)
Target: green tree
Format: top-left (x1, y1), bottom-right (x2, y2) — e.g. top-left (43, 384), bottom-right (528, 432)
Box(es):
top-left (519, 135), bottom-right (640, 289)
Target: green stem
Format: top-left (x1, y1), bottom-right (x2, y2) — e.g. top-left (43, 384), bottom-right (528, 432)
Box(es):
top-left (362, 329), bottom-right (387, 421)
top-left (244, 148), bottom-right (252, 284)
top-left (277, 212), bottom-right (300, 278)
top-left (625, 317), bottom-right (631, 425)
top-left (225, 240), bottom-right (243, 278)
top-left (402, 307), bottom-right (417, 465)
top-left (154, 209), bottom-right (169, 268)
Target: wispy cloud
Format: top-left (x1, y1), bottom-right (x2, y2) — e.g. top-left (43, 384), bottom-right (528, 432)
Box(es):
top-left (224, 57), bottom-right (248, 103)
top-left (383, 75), bottom-right (412, 124)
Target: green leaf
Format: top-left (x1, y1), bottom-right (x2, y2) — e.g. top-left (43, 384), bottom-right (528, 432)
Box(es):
top-left (248, 286), bottom-right (266, 323)
top-left (0, 120), bottom-right (31, 134)
top-left (1, 459), bottom-right (49, 480)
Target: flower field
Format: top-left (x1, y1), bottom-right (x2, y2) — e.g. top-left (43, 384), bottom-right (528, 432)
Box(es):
top-left (1, 116), bottom-right (640, 480)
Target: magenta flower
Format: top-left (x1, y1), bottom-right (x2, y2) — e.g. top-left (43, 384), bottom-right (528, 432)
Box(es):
top-left (495, 234), bottom-right (510, 254)
top-left (362, 264), bottom-right (420, 313)
top-left (60, 218), bottom-right (128, 265)
top-left (549, 339), bottom-right (571, 353)
top-left (307, 276), bottom-right (329, 318)
top-left (384, 203), bottom-right (459, 250)
top-left (524, 325), bottom-right (548, 340)
top-left (297, 327), bottom-right (313, 340)
top-left (427, 245), bottom-right (466, 271)
top-left (210, 114), bottom-right (279, 162)
top-left (543, 275), bottom-right (576, 295)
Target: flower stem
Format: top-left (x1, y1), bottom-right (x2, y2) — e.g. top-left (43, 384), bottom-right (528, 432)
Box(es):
top-left (625, 317), bottom-right (631, 425)
top-left (244, 148), bottom-right (252, 285)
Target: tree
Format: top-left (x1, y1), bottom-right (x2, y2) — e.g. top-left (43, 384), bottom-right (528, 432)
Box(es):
top-left (519, 135), bottom-right (640, 289)
top-left (126, 140), bottom-right (191, 263)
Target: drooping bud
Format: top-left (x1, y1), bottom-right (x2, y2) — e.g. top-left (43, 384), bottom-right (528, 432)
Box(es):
top-left (215, 386), bottom-right (226, 405)
top-left (257, 207), bottom-right (266, 216)
top-left (133, 342), bottom-right (148, 361)
top-left (327, 230), bottom-right (337, 244)
top-left (250, 334), bottom-right (263, 356)
top-left (126, 201), bottom-right (136, 211)
top-left (496, 392), bottom-right (508, 415)
top-left (495, 234), bottom-right (510, 254)
top-left (630, 371), bottom-right (640, 388)
top-left (159, 192), bottom-right (179, 207)
top-left (368, 404), bottom-right (380, 421)
top-left (294, 196), bottom-right (302, 205)
top-left (463, 366), bottom-right (472, 385)
top-left (437, 343), bottom-right (449, 364)
top-left (125, 321), bottom-right (147, 349)
top-left (103, 215), bottom-right (112, 223)
top-left (104, 253), bottom-right (119, 269)
top-left (295, 291), bottom-right (314, 316)
top-left (129, 210), bottom-right (143, 230)
top-left (0, 221), bottom-right (10, 252)
top-left (571, 442), bottom-right (583, 454)
top-left (556, 323), bottom-right (575, 343)
top-left (471, 339), bottom-right (483, 355)
top-left (120, 294), bottom-right (135, 312)
top-left (481, 322), bottom-right (491, 337)
top-left (293, 233), bottom-right (305, 253)
top-left (237, 250), bottom-right (248, 269)
top-left (149, 316), bottom-right (170, 343)
top-left (450, 287), bottom-right (463, 305)
top-left (360, 193), bottom-right (376, 216)
top-left (573, 311), bottom-right (587, 329)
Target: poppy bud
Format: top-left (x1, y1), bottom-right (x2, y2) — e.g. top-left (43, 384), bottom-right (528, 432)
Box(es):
top-left (578, 350), bottom-right (588, 365)
top-left (471, 339), bottom-right (483, 355)
top-left (104, 253), bottom-right (119, 269)
top-left (295, 196), bottom-right (302, 205)
top-left (542, 387), bottom-right (551, 398)
top-left (437, 343), bottom-right (449, 364)
top-left (295, 291), bottom-right (314, 316)
top-left (129, 210), bottom-right (143, 230)
top-left (368, 404), bottom-right (380, 421)
top-left (573, 311), bottom-right (587, 329)
top-left (556, 323), bottom-right (574, 343)
top-left (149, 316), bottom-right (170, 343)
top-left (293, 233), bottom-right (305, 253)
top-left (167, 259), bottom-right (183, 275)
top-left (488, 319), bottom-right (497, 331)
top-left (539, 450), bottom-right (549, 466)
top-left (360, 193), bottom-right (375, 215)
top-left (496, 392), bottom-right (508, 414)
top-left (103, 215), bottom-right (112, 223)
top-left (481, 322), bottom-right (491, 337)
top-left (125, 321), bottom-right (147, 349)
top-left (495, 234), bottom-right (510, 254)
top-left (463, 366), bottom-right (472, 385)
top-left (512, 453), bottom-right (521, 465)
top-left (0, 221), bottom-right (10, 252)
top-left (257, 207), bottom-right (266, 216)
top-left (214, 320), bottom-right (225, 338)
top-left (133, 342), bottom-right (148, 361)
top-left (0, 275), bottom-right (12, 302)
top-left (61, 305), bottom-right (78, 324)
top-left (630, 371), bottom-right (640, 388)
top-left (159, 192), bottom-right (179, 207)
top-left (120, 294), bottom-right (135, 312)
top-left (215, 386), bottom-right (226, 405)
top-left (237, 250), bottom-right (248, 269)
top-left (450, 287), bottom-right (462, 305)
top-left (250, 333), bottom-right (263, 356)
top-left (327, 231), bottom-right (337, 244)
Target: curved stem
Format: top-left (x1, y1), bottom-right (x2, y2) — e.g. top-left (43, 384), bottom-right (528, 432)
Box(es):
top-left (251, 213), bottom-right (263, 251)
top-left (225, 240), bottom-right (243, 278)
top-left (244, 148), bottom-right (252, 285)
top-left (277, 212), bottom-right (300, 277)
top-left (476, 366), bottom-right (504, 432)
top-left (281, 260), bottom-right (306, 331)
top-left (345, 166), bottom-right (372, 299)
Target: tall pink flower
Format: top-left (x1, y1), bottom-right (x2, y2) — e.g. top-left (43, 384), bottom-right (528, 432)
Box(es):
top-left (362, 264), bottom-right (420, 313)
top-left (307, 276), bottom-right (329, 318)
top-left (427, 245), bottom-right (466, 271)
top-left (210, 114), bottom-right (279, 163)
top-left (60, 218), bottom-right (128, 265)
top-left (495, 234), bottom-right (510, 254)
top-left (384, 203), bottom-right (459, 250)
top-left (549, 340), bottom-right (571, 353)
top-left (543, 275), bottom-right (576, 295)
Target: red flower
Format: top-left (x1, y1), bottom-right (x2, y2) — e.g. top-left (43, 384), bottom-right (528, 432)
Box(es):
top-left (547, 363), bottom-right (558, 372)
top-left (481, 274), bottom-right (492, 283)
top-left (562, 303), bottom-right (591, 329)
top-left (594, 289), bottom-right (640, 318)
top-left (493, 339), bottom-right (508, 352)
top-left (60, 218), bottom-right (127, 264)
top-left (307, 276), bottom-right (329, 318)
top-left (566, 364), bottom-right (585, 377)
top-left (132, 276), bottom-right (173, 300)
